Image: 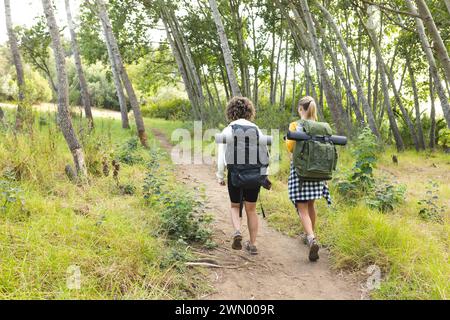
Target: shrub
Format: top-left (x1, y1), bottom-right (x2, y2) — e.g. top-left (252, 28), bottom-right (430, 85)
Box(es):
top-left (141, 98), bottom-right (191, 120)
top-left (336, 127), bottom-right (405, 212)
top-left (254, 104), bottom-right (293, 131)
top-left (366, 181), bottom-right (406, 212)
top-left (143, 147), bottom-right (213, 244)
top-left (115, 137), bottom-right (143, 165)
top-left (418, 181), bottom-right (445, 223)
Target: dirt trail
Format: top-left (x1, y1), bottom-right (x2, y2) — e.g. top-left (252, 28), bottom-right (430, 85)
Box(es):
top-left (152, 128), bottom-right (362, 300)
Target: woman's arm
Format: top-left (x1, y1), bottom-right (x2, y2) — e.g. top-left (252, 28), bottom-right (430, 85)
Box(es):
top-left (216, 126), bottom-right (230, 183)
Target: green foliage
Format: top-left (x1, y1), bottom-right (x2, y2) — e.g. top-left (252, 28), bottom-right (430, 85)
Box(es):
top-left (115, 137), bottom-right (144, 165)
top-left (141, 98), bottom-right (191, 120)
top-left (143, 148), bottom-right (213, 244)
top-left (418, 181), bottom-right (445, 224)
top-left (366, 181), bottom-right (406, 212)
top-left (336, 127), bottom-right (405, 212)
top-left (71, 62), bottom-right (122, 110)
top-left (437, 128), bottom-right (450, 150)
top-left (254, 104), bottom-right (293, 131)
top-left (0, 180), bottom-right (26, 216)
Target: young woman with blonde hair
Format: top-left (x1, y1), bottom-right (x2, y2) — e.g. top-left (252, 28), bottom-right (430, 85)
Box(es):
top-left (285, 96), bottom-right (331, 262)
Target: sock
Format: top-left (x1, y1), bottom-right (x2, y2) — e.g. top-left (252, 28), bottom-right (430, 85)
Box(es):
top-left (307, 234), bottom-right (315, 242)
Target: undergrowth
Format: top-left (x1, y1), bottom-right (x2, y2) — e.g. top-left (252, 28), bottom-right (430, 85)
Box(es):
top-left (0, 112), bottom-right (211, 299)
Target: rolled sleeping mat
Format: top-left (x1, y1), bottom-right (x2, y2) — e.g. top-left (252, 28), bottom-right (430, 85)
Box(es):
top-left (215, 132), bottom-right (273, 145)
top-left (287, 131), bottom-right (347, 146)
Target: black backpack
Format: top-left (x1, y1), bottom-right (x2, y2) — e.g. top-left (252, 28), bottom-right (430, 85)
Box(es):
top-left (225, 124), bottom-right (271, 216)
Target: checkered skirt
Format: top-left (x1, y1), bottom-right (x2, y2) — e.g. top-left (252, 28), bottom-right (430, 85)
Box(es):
top-left (288, 162), bottom-right (332, 206)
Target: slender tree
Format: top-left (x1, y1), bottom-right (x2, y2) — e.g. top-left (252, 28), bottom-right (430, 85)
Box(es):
top-left (41, 0), bottom-right (87, 177)
top-left (445, 0), bottom-right (450, 16)
top-left (406, 55), bottom-right (426, 150)
top-left (209, 0), bottom-right (242, 97)
top-left (415, 0), bottom-right (450, 85)
top-left (96, 0), bottom-right (148, 147)
top-left (429, 69), bottom-right (436, 150)
top-left (87, 0), bottom-right (129, 128)
top-left (315, 1), bottom-right (379, 138)
top-left (65, 0), bottom-right (94, 129)
top-left (4, 0), bottom-right (26, 130)
top-left (363, 15), bottom-right (404, 151)
top-left (407, 0), bottom-right (450, 129)
top-left (299, 0), bottom-right (350, 135)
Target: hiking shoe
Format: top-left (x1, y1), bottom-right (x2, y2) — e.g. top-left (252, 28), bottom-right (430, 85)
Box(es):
top-left (244, 241), bottom-right (258, 255)
top-left (231, 231), bottom-right (243, 250)
top-left (308, 238), bottom-right (320, 262)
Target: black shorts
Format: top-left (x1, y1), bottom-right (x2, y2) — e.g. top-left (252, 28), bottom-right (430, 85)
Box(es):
top-left (227, 174), bottom-right (261, 203)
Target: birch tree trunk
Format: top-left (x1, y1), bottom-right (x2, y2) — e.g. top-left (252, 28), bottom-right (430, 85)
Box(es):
top-left (280, 35), bottom-right (289, 108)
top-left (229, 0), bottom-right (250, 97)
top-left (415, 0), bottom-right (450, 86)
top-left (364, 25), bottom-right (404, 151)
top-left (445, 0), bottom-right (450, 15)
top-left (314, 17), bottom-right (364, 125)
top-left (299, 0), bottom-right (349, 135)
top-left (316, 1), bottom-right (379, 137)
top-left (65, 0), bottom-right (94, 129)
top-left (4, 0), bottom-right (26, 131)
top-left (94, 1), bottom-right (129, 129)
top-left (42, 0), bottom-right (87, 178)
top-left (407, 0), bottom-right (450, 129)
top-left (406, 56), bottom-right (426, 150)
top-left (96, 0), bottom-right (148, 147)
top-left (209, 0), bottom-right (242, 97)
top-left (429, 70), bottom-right (436, 150)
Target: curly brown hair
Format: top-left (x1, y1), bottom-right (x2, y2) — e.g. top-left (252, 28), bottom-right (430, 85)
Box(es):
top-left (226, 97), bottom-right (256, 121)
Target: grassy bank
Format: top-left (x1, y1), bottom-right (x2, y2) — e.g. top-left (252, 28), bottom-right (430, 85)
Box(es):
top-left (0, 112), bottom-right (211, 299)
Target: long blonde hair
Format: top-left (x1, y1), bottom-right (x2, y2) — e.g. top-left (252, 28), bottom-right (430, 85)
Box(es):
top-left (298, 96), bottom-right (318, 121)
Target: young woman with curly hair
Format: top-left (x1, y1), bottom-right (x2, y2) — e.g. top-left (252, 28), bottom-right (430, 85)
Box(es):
top-left (216, 96), bottom-right (265, 255)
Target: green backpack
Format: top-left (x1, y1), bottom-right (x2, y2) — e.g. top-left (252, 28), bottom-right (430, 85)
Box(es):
top-left (293, 120), bottom-right (338, 181)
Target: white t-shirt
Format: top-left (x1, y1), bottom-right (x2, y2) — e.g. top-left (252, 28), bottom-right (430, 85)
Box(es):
top-left (216, 119), bottom-right (267, 181)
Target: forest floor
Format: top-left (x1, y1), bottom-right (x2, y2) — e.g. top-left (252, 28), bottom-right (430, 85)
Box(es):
top-left (152, 128), bottom-right (362, 300)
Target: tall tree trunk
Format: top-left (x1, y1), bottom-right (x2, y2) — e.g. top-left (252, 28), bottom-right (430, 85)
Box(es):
top-left (363, 22), bottom-right (404, 150)
top-left (280, 33), bottom-right (289, 108)
top-left (415, 0), bottom-right (450, 86)
top-left (273, 33), bottom-right (283, 105)
top-left (406, 56), bottom-right (426, 150)
top-left (65, 0), bottom-right (94, 129)
top-left (229, 0), bottom-right (250, 97)
top-left (269, 29), bottom-right (276, 104)
top-left (167, 7), bottom-right (206, 113)
top-left (299, 0), bottom-right (349, 135)
top-left (162, 17), bottom-right (199, 120)
top-left (445, 0), bottom-right (450, 15)
top-left (95, 3), bottom-right (129, 128)
top-left (316, 1), bottom-right (379, 137)
top-left (219, 64), bottom-right (231, 101)
top-left (407, 0), bottom-right (450, 129)
top-left (4, 0), bottom-right (26, 131)
top-left (42, 0), bottom-right (87, 177)
top-left (96, 0), bottom-right (147, 147)
top-left (314, 18), bottom-right (364, 125)
top-left (429, 70), bottom-right (436, 150)
top-left (209, 0), bottom-right (241, 97)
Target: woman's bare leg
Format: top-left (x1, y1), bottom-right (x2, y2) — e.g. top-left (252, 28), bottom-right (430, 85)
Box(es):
top-left (230, 202), bottom-right (241, 232)
top-left (244, 201), bottom-right (258, 245)
top-left (296, 202), bottom-right (314, 237)
top-left (308, 200), bottom-right (316, 231)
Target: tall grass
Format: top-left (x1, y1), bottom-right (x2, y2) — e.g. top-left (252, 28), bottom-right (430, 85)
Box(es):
top-left (0, 113), bottom-right (210, 299)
